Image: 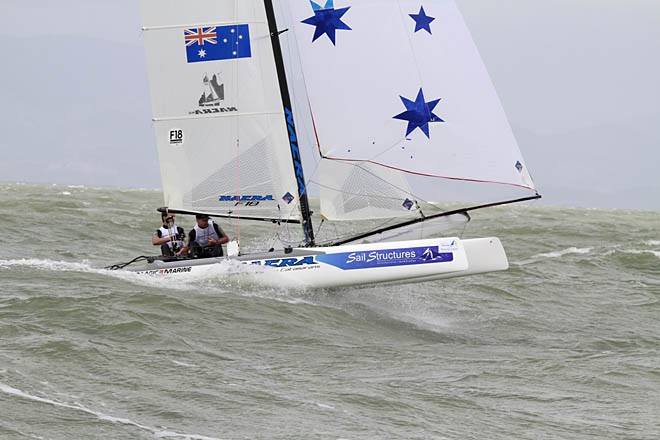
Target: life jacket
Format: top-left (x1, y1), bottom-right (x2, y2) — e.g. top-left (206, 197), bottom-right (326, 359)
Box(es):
top-left (158, 225), bottom-right (185, 251)
top-left (193, 220), bottom-right (221, 247)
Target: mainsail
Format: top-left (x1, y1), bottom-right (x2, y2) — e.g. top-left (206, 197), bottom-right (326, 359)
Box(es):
top-left (275, 0), bottom-right (538, 224)
top-left (140, 0), bottom-right (305, 222)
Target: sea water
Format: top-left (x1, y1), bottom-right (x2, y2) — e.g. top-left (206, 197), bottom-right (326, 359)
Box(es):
top-left (0, 183), bottom-right (658, 439)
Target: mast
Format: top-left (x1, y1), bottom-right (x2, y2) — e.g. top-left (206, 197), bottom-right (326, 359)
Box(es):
top-left (263, 0), bottom-right (315, 246)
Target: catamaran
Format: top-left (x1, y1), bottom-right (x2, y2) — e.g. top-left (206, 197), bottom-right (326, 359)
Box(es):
top-left (108, 0), bottom-right (540, 288)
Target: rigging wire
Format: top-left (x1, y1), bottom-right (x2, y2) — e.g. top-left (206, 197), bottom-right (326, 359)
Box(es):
top-left (232, 0), bottom-right (242, 246)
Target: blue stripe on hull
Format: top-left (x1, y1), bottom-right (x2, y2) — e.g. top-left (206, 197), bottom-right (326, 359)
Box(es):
top-left (315, 246), bottom-right (453, 270)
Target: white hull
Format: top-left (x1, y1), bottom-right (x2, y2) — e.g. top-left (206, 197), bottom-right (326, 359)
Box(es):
top-left (127, 237), bottom-right (508, 289)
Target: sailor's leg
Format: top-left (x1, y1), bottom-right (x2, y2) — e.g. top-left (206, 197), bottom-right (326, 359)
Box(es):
top-left (160, 244), bottom-right (174, 256)
top-left (190, 241), bottom-right (203, 258)
top-left (210, 244), bottom-right (224, 257)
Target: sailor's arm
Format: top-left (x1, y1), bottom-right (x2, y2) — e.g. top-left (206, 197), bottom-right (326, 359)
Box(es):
top-left (208, 224), bottom-right (229, 245)
top-left (152, 230), bottom-right (179, 246)
top-left (175, 230), bottom-right (194, 256)
top-left (152, 230), bottom-right (170, 246)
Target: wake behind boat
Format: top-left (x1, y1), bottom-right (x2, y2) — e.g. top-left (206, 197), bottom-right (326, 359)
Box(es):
top-left (108, 0), bottom-right (540, 288)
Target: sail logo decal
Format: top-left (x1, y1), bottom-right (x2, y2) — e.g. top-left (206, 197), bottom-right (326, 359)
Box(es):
top-left (137, 267), bottom-right (193, 275)
top-left (219, 195), bottom-right (274, 207)
top-left (409, 6), bottom-right (435, 34)
top-left (169, 128), bottom-right (184, 146)
top-left (190, 74), bottom-right (238, 115)
top-left (184, 25), bottom-right (252, 63)
top-left (393, 88), bottom-right (443, 139)
top-left (282, 192), bottom-right (295, 204)
top-left (315, 246), bottom-right (453, 270)
top-left (302, 1), bottom-right (352, 46)
top-left (285, 108), bottom-right (307, 196)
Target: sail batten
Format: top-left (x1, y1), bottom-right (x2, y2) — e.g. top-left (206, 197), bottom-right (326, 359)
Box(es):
top-left (153, 111), bottom-right (284, 122)
top-left (143, 20), bottom-right (267, 32)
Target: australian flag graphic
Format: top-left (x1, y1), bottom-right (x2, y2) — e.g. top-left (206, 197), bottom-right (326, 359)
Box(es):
top-left (184, 24), bottom-right (252, 63)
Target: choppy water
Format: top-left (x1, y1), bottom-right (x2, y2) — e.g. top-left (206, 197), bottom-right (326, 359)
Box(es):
top-left (1, 183), bottom-right (658, 439)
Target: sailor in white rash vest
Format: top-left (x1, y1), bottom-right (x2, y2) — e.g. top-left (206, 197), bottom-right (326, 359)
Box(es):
top-left (177, 214), bottom-right (228, 258)
top-left (152, 212), bottom-right (186, 256)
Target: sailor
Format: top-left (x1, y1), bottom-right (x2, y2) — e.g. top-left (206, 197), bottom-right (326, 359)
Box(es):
top-left (177, 214), bottom-right (228, 258)
top-left (152, 212), bottom-right (186, 257)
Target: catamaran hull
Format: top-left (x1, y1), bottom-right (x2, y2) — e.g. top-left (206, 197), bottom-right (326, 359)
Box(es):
top-left (126, 237), bottom-right (508, 289)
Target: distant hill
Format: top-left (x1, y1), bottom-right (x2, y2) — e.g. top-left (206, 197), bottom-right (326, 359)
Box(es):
top-left (0, 34), bottom-right (160, 188)
top-left (514, 124), bottom-right (659, 210)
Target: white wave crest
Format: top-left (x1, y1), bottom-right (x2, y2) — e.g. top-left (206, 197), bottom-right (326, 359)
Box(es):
top-left (0, 382), bottom-right (223, 440)
top-left (0, 258), bottom-right (96, 273)
top-left (0, 256), bottom-right (309, 301)
top-left (104, 258), bottom-right (271, 292)
top-left (533, 247), bottom-right (592, 259)
top-left (171, 359), bottom-right (197, 368)
top-left (618, 249), bottom-right (660, 259)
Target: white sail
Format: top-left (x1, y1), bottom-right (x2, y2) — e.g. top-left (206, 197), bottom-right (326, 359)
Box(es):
top-left (278, 0), bottom-right (536, 221)
top-left (140, 0), bottom-right (302, 221)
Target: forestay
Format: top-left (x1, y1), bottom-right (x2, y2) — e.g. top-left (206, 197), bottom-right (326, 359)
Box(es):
top-left (140, 0), bottom-right (302, 221)
top-left (277, 0), bottom-right (537, 221)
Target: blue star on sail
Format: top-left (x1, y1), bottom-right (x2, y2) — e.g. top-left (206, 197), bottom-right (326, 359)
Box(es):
top-left (409, 6), bottom-right (435, 34)
top-left (393, 88), bottom-right (443, 138)
top-left (301, 0), bottom-right (352, 45)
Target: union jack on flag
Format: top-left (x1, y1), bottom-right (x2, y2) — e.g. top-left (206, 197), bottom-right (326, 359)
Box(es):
top-left (185, 27), bottom-right (217, 47)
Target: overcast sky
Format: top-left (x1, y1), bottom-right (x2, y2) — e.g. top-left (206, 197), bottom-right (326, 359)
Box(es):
top-left (0, 1), bottom-right (658, 210)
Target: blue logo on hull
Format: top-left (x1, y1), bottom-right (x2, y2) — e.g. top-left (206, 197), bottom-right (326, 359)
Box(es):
top-left (252, 256), bottom-right (317, 268)
top-left (316, 246), bottom-right (453, 270)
